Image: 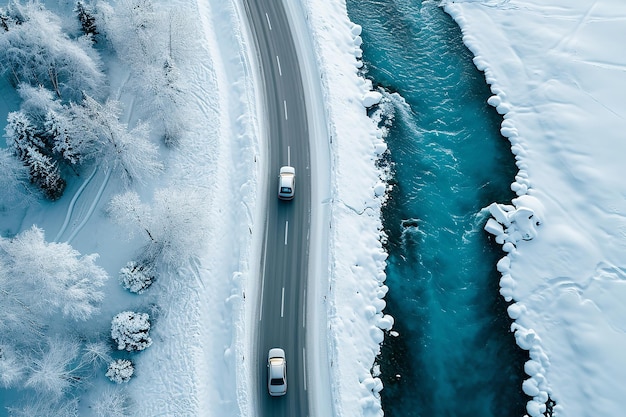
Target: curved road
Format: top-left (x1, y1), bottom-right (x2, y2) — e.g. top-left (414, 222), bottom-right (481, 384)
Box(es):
top-left (241, 0), bottom-right (312, 416)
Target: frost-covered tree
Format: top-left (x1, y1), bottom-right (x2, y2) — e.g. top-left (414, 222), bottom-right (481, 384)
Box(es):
top-left (81, 340), bottom-right (112, 371)
top-left (1, 8), bottom-right (12, 32)
top-left (45, 108), bottom-right (84, 165)
top-left (119, 260), bottom-right (155, 294)
top-left (4, 110), bottom-right (44, 159)
top-left (99, 0), bottom-right (163, 69)
top-left (0, 2), bottom-right (105, 101)
top-left (99, 1), bottom-right (193, 146)
top-left (75, 1), bottom-right (98, 39)
top-left (141, 56), bottom-right (186, 146)
top-left (91, 387), bottom-right (132, 417)
top-left (108, 187), bottom-right (209, 267)
top-left (17, 84), bottom-right (63, 127)
top-left (71, 95), bottom-right (163, 184)
top-left (24, 146), bottom-right (66, 200)
top-left (111, 311), bottom-right (152, 352)
top-left (106, 359), bottom-right (134, 384)
top-left (7, 396), bottom-right (79, 417)
top-left (5, 110), bottom-right (68, 199)
top-left (24, 337), bottom-right (84, 398)
top-left (0, 225), bottom-right (108, 329)
top-left (0, 343), bottom-right (24, 388)
top-left (0, 148), bottom-right (30, 207)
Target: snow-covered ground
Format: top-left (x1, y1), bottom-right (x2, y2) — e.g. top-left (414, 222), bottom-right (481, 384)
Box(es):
top-left (1, 0), bottom-right (388, 415)
top-left (445, 1), bottom-right (626, 416)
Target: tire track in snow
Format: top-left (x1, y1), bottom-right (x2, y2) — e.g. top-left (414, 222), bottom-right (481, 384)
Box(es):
top-left (54, 165), bottom-right (99, 242)
top-left (66, 168), bottom-right (111, 244)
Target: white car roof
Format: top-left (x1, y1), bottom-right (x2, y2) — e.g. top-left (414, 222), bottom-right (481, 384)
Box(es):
top-left (268, 348), bottom-right (285, 359)
top-left (279, 166), bottom-right (295, 175)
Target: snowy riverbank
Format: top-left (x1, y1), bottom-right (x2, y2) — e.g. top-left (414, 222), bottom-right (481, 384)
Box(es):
top-left (445, 1), bottom-right (626, 416)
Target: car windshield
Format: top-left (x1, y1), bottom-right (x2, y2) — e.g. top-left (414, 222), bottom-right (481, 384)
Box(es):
top-left (270, 378), bottom-right (284, 386)
top-left (280, 187), bottom-right (292, 193)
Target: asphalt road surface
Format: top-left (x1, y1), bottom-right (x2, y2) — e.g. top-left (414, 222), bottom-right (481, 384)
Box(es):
top-left (241, 0), bottom-right (312, 416)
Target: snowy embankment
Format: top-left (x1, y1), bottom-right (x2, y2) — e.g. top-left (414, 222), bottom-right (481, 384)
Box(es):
top-left (444, 1), bottom-right (626, 416)
top-left (94, 0), bottom-right (261, 414)
top-left (285, 1), bottom-right (392, 416)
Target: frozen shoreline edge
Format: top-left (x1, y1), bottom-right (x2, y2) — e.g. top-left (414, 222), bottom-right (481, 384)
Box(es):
top-left (444, 3), bottom-right (550, 417)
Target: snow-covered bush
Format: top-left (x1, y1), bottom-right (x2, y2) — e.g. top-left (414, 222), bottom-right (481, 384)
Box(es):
top-left (0, 2), bottom-right (105, 101)
top-left (106, 359), bottom-right (134, 384)
top-left (119, 261), bottom-right (155, 294)
top-left (111, 311), bottom-right (152, 351)
top-left (90, 387), bottom-right (132, 417)
top-left (108, 187), bottom-right (209, 268)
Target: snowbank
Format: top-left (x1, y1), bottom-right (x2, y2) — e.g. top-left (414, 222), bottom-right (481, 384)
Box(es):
top-left (287, 1), bottom-right (391, 416)
top-left (444, 1), bottom-right (626, 416)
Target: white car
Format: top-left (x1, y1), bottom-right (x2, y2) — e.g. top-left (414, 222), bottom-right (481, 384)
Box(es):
top-left (278, 166), bottom-right (295, 200)
top-left (267, 348), bottom-right (287, 396)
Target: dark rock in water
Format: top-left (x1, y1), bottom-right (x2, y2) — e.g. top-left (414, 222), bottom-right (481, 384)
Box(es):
top-left (401, 218), bottom-right (419, 228)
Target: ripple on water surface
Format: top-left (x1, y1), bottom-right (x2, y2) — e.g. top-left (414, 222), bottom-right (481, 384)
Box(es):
top-left (345, 1), bottom-right (529, 416)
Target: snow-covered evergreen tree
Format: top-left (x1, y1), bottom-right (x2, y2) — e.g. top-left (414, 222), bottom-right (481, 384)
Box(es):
top-left (4, 111), bottom-right (44, 159)
top-left (4, 112), bottom-right (66, 199)
top-left (106, 359), bottom-right (134, 384)
top-left (119, 260), bottom-right (155, 294)
top-left (24, 146), bottom-right (66, 200)
top-left (75, 1), bottom-right (98, 39)
top-left (111, 311), bottom-right (152, 352)
top-left (45, 109), bottom-right (84, 165)
top-left (108, 187), bottom-right (209, 268)
top-left (1, 8), bottom-right (12, 32)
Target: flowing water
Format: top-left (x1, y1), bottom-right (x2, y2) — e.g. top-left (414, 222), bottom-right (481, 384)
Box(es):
top-left (344, 1), bottom-right (529, 416)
